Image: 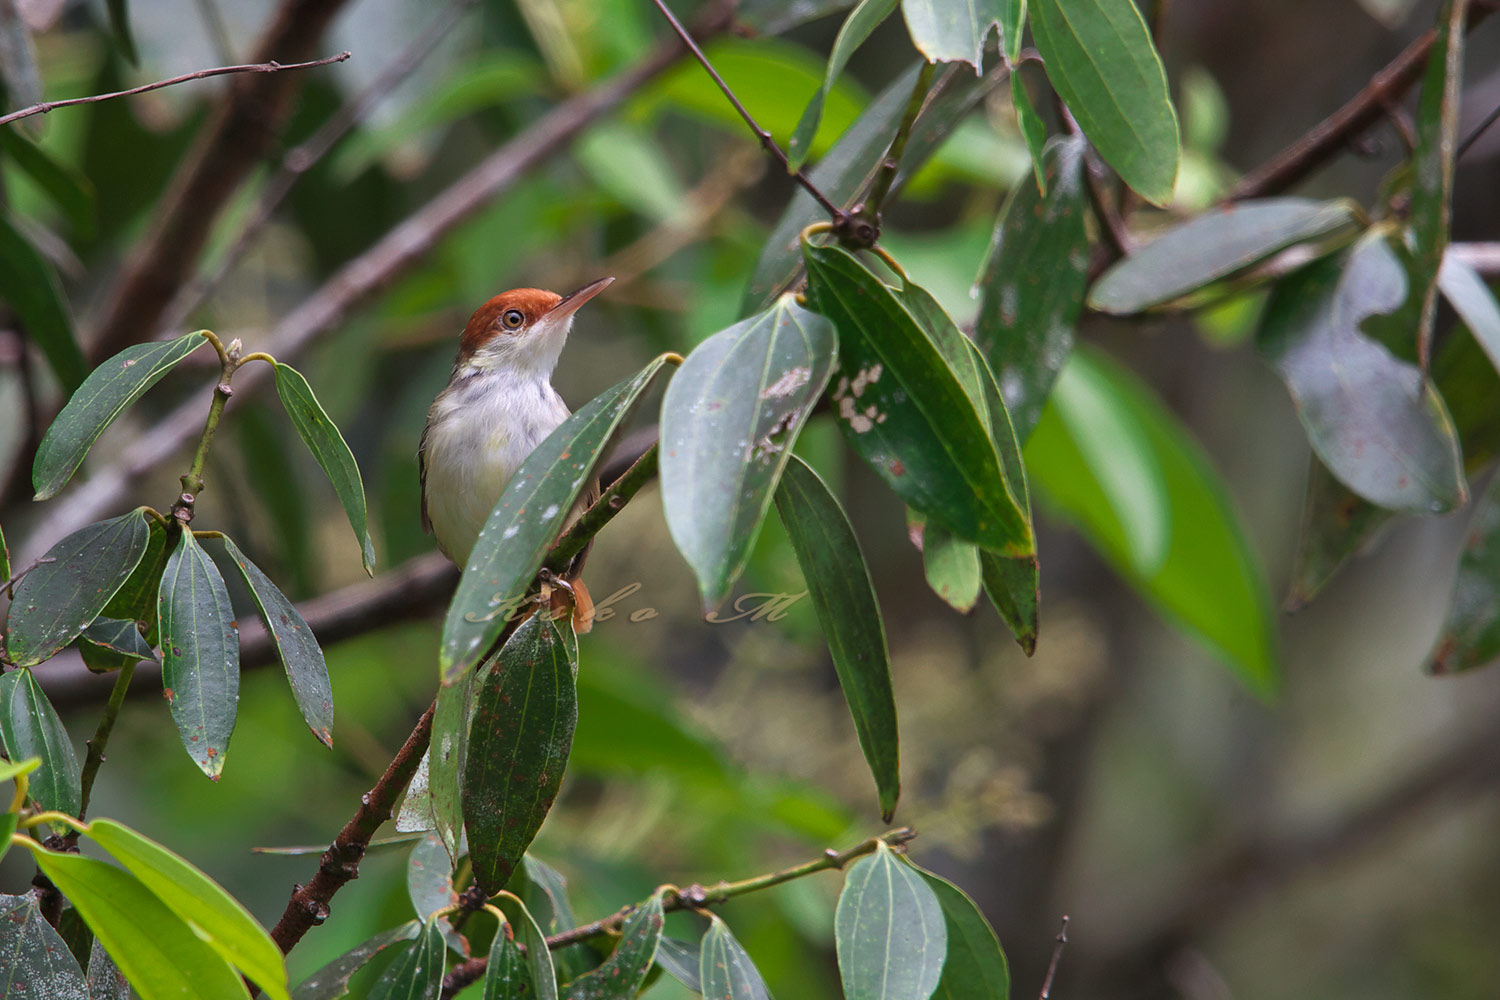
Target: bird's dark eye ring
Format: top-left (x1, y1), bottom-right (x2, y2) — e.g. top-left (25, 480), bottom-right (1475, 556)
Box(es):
top-left (501, 309), bottom-right (525, 329)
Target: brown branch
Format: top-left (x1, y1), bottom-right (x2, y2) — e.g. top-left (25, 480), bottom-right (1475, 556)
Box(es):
top-left (1039, 916), bottom-right (1070, 1000)
top-left (1229, 6), bottom-right (1493, 200)
top-left (0, 52), bottom-right (350, 128)
top-left (87, 0), bottom-right (359, 363)
top-left (14, 1), bottom-right (735, 572)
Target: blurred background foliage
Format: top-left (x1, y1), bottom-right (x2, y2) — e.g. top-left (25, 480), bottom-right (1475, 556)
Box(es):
top-left (3, 0), bottom-right (1500, 997)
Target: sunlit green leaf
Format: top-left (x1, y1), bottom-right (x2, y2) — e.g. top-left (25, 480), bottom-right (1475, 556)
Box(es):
top-left (788, 0), bottom-right (899, 171)
top-left (216, 536), bottom-right (333, 747)
top-left (661, 295), bottom-right (836, 611)
top-left (775, 456), bottom-right (900, 821)
top-left (291, 922), bottom-right (421, 1000)
top-left (158, 530), bottom-right (239, 778)
top-left (0, 891), bottom-right (89, 999)
top-left (907, 865), bottom-right (1010, 1000)
top-left (368, 917), bottom-right (444, 1000)
top-left (440, 354), bottom-right (674, 684)
top-left (835, 841), bottom-right (947, 1000)
top-left (86, 818), bottom-right (289, 1000)
top-left (562, 890), bottom-right (665, 1000)
top-left (0, 212), bottom-right (85, 393)
top-left (33, 332), bottom-right (207, 500)
top-left (700, 914), bottom-right (773, 1000)
top-left (1029, 0), bottom-right (1180, 204)
top-left (5, 509), bottom-right (150, 666)
top-left (901, 0), bottom-right (1017, 68)
top-left (1089, 198), bottom-right (1357, 315)
top-left (0, 669), bottom-right (80, 817)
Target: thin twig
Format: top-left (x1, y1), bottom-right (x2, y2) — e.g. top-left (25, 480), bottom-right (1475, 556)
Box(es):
top-left (863, 60), bottom-right (935, 220)
top-left (0, 53), bottom-right (351, 128)
top-left (1457, 95), bottom-right (1500, 159)
top-left (1039, 916), bottom-right (1070, 1000)
top-left (74, 661), bottom-right (136, 823)
top-left (648, 0), bottom-right (846, 224)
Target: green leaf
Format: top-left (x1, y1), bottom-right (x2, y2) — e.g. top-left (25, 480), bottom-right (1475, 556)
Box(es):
top-left (429, 671), bottom-right (474, 860)
top-left (1026, 347), bottom-right (1277, 694)
top-left (1029, 0), bottom-right (1180, 204)
top-left (1256, 230), bottom-right (1467, 514)
top-left (0, 213), bottom-right (86, 393)
top-left (1010, 71), bottom-right (1049, 193)
top-left (661, 295), bottom-right (837, 610)
top-left (976, 135), bottom-right (1089, 442)
top-left (406, 832), bottom-right (458, 921)
top-left (32, 332), bottom-right (207, 500)
top-left (699, 915), bottom-right (774, 1000)
top-left (562, 890), bottom-right (665, 1000)
top-left (482, 917), bottom-right (534, 1000)
top-left (87, 943), bottom-right (129, 1000)
top-left (493, 896), bottom-right (558, 1000)
top-left (901, 0), bottom-right (1017, 69)
top-left (835, 841), bottom-right (947, 1000)
top-left (787, 0), bottom-right (899, 171)
top-left (0, 669), bottom-right (81, 816)
top-left (574, 120), bottom-right (688, 224)
top-left (0, 756), bottom-right (41, 783)
top-left (25, 848), bottom-right (252, 1000)
top-left (746, 62), bottom-right (992, 309)
top-left (291, 922), bottom-right (421, 1000)
top-left (1088, 198), bottom-right (1358, 315)
top-left (104, 0), bottom-right (138, 64)
top-left (81, 617), bottom-right (158, 661)
top-left (368, 917), bottom-right (445, 1000)
top-left (0, 128), bottom-right (96, 239)
top-left (775, 456), bottom-right (900, 821)
top-left (216, 536), bottom-right (333, 747)
top-left (4, 509), bottom-right (151, 666)
top-left (915, 515), bottom-right (982, 613)
top-left (274, 362), bottom-right (376, 576)
top-left (462, 614), bottom-right (578, 894)
top-left (656, 937), bottom-right (703, 993)
top-left (803, 242), bottom-right (1031, 555)
top-left (440, 354), bottom-right (675, 683)
top-left (238, 404), bottom-right (315, 598)
top-left (82, 514), bottom-right (170, 673)
top-left (158, 530), bottom-right (240, 778)
top-left (86, 818), bottom-right (290, 1000)
top-left (1438, 253), bottom-right (1500, 373)
top-left (1407, 0), bottom-right (1466, 362)
top-left (1427, 471), bottom-right (1500, 674)
top-left (0, 891), bottom-right (89, 999)
top-left (907, 866), bottom-right (1010, 1000)
top-left (513, 855), bottom-right (595, 984)
top-left (0, 519), bottom-right (8, 584)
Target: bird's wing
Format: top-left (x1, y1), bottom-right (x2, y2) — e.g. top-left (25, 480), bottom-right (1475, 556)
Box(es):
top-left (417, 418), bottom-right (433, 535)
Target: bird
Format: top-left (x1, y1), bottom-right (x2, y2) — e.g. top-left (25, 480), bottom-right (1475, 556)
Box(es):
top-left (418, 277), bottom-right (613, 633)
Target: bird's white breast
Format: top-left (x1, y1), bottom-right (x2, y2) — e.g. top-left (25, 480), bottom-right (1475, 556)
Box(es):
top-left (422, 369), bottom-right (572, 564)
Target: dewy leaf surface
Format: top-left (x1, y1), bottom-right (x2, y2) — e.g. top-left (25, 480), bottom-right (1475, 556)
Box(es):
top-left (0, 891), bottom-right (89, 999)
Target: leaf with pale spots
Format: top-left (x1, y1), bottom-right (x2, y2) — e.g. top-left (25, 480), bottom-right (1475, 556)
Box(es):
top-left (367, 917), bottom-right (445, 1000)
top-left (0, 892), bottom-right (89, 998)
top-left (835, 841), bottom-right (947, 1000)
top-left (274, 362), bottom-right (376, 576)
top-left (4, 508), bottom-right (151, 666)
top-left (216, 535), bottom-right (333, 747)
top-left (661, 295), bottom-right (837, 611)
top-left (440, 353), bottom-right (676, 684)
top-left (699, 914), bottom-right (774, 1000)
top-left (158, 530), bottom-right (239, 778)
top-left (462, 613), bottom-right (577, 895)
top-left (562, 889), bottom-right (665, 1000)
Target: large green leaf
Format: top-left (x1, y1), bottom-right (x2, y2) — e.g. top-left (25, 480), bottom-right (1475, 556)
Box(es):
top-left (0, 213), bottom-right (86, 393)
top-left (975, 135), bottom-right (1090, 443)
top-left (1026, 348), bottom-right (1277, 694)
top-left (699, 915), bottom-right (773, 1000)
top-left (25, 848), bottom-right (252, 1000)
top-left (86, 818), bottom-right (289, 1000)
top-left (291, 922), bottom-right (421, 1000)
top-left (835, 841), bottom-right (947, 1000)
top-left (562, 890), bottom-right (665, 1000)
top-left (463, 614), bottom-right (577, 894)
top-left (4, 509), bottom-right (151, 665)
top-left (0, 891), bottom-right (89, 998)
top-left (908, 866), bottom-right (1009, 1000)
top-left (901, 0), bottom-right (1018, 68)
top-left (368, 917), bottom-right (445, 1000)
top-left (440, 354), bottom-right (674, 683)
top-left (1256, 230), bottom-right (1467, 514)
top-left (0, 670), bottom-right (79, 816)
top-left (1427, 470), bottom-right (1500, 674)
top-left (661, 295), bottom-right (837, 610)
top-left (803, 242), bottom-right (1031, 555)
top-left (775, 456), bottom-right (900, 821)
top-left (157, 530), bottom-right (240, 778)
top-left (216, 536), bottom-right (333, 747)
top-left (787, 0), bottom-right (899, 171)
top-left (1088, 198), bottom-right (1357, 315)
top-left (274, 362), bottom-right (376, 576)
top-left (1028, 0), bottom-right (1180, 204)
top-left (32, 332), bottom-right (207, 500)
top-left (494, 896), bottom-right (558, 1000)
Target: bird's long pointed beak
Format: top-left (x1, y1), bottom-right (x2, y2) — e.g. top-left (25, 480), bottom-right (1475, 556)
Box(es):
top-left (547, 276), bottom-right (614, 320)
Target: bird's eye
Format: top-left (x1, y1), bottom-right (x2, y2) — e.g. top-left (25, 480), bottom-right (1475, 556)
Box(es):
top-left (501, 309), bottom-right (525, 330)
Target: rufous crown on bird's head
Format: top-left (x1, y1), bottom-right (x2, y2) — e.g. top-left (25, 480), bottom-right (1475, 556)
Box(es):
top-left (455, 276), bottom-right (613, 374)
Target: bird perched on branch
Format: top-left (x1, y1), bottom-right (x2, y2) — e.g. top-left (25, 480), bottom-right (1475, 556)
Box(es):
top-left (419, 277), bottom-right (613, 633)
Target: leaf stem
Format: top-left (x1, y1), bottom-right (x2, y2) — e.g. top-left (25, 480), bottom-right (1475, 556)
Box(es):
top-left (76, 660), bottom-right (136, 822)
top-left (1039, 915), bottom-right (1070, 999)
top-left (175, 334), bottom-right (239, 521)
top-left (19, 811), bottom-right (90, 834)
top-left (545, 443), bottom-right (660, 572)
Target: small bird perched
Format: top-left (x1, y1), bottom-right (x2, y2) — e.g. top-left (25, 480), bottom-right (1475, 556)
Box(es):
top-left (419, 277), bottom-right (613, 631)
